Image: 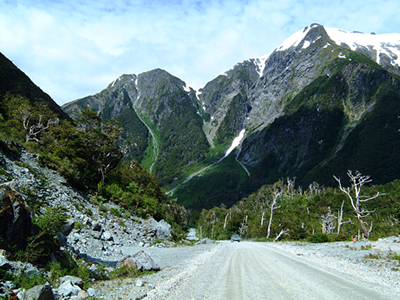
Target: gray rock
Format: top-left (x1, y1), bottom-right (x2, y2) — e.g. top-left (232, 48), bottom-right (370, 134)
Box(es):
top-left (135, 279), bottom-right (144, 287)
top-left (130, 251), bottom-right (160, 271)
top-left (21, 283), bottom-right (54, 300)
top-left (0, 282), bottom-right (12, 298)
top-left (56, 232), bottom-right (67, 247)
top-left (25, 266), bottom-right (41, 278)
top-left (61, 218), bottom-right (75, 236)
top-left (0, 255), bottom-right (9, 268)
top-left (87, 287), bottom-right (101, 298)
top-left (57, 280), bottom-right (82, 297)
top-left (92, 222), bottom-right (102, 231)
top-left (157, 219), bottom-right (172, 239)
top-left (59, 275), bottom-right (84, 288)
top-left (102, 231), bottom-right (113, 241)
top-left (0, 185), bottom-right (34, 249)
top-left (143, 218), bottom-right (172, 239)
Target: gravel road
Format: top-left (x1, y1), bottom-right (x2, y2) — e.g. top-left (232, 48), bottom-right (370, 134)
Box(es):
top-left (141, 240), bottom-right (400, 300)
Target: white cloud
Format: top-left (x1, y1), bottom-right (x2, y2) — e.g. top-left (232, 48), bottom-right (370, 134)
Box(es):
top-left (0, 0), bottom-right (399, 105)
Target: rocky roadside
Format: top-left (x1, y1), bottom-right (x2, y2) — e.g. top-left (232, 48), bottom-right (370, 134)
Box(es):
top-left (0, 147), bottom-right (186, 299)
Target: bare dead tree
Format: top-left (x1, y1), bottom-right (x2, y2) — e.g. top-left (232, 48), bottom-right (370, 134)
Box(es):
top-left (274, 228), bottom-right (289, 242)
top-left (261, 211), bottom-right (266, 227)
top-left (211, 212), bottom-right (216, 239)
top-left (368, 221), bottom-right (374, 237)
top-left (267, 190), bottom-right (282, 238)
top-left (333, 170), bottom-right (381, 239)
top-left (23, 114), bottom-right (59, 142)
top-left (223, 212), bottom-right (230, 230)
top-left (287, 177), bottom-right (296, 197)
top-left (308, 181), bottom-right (320, 198)
top-left (321, 207), bottom-right (337, 234)
top-left (239, 215), bottom-right (248, 237)
top-left (337, 200), bottom-right (351, 235)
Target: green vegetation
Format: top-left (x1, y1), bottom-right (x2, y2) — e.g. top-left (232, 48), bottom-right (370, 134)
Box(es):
top-left (173, 152), bottom-right (249, 211)
top-left (0, 92), bottom-right (187, 261)
top-left (195, 177), bottom-right (400, 242)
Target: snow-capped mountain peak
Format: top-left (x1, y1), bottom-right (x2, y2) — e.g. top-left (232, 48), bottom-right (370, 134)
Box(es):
top-left (325, 27), bottom-right (400, 66)
top-left (275, 23), bottom-right (400, 68)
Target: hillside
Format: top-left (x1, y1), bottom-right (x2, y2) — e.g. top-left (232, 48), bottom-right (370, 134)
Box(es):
top-left (0, 52), bottom-right (70, 120)
top-left (62, 23), bottom-right (400, 210)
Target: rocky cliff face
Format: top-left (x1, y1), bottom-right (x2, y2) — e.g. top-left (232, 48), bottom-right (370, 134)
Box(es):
top-left (62, 24), bottom-right (400, 207)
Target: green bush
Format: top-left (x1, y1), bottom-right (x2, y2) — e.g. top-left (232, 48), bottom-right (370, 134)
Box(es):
top-left (308, 233), bottom-right (330, 243)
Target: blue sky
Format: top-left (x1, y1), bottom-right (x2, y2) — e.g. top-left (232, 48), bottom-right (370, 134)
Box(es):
top-left (1, 0), bottom-right (399, 105)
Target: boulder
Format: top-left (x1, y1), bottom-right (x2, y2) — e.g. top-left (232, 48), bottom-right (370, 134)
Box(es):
top-left (61, 218), bottom-right (75, 236)
top-left (57, 280), bottom-right (81, 297)
top-left (131, 251), bottom-right (160, 271)
top-left (78, 290), bottom-right (89, 299)
top-left (87, 287), bottom-right (101, 298)
top-left (58, 276), bottom-right (84, 289)
top-left (21, 283), bottom-right (54, 300)
top-left (0, 185), bottom-right (33, 249)
top-left (92, 222), bottom-right (102, 231)
top-left (144, 218), bottom-right (172, 239)
top-left (157, 220), bottom-right (172, 239)
top-left (117, 251), bottom-right (160, 271)
top-left (0, 282), bottom-right (12, 299)
top-left (102, 231), bottom-right (113, 241)
top-left (56, 232), bottom-right (67, 247)
top-left (116, 256), bottom-right (137, 269)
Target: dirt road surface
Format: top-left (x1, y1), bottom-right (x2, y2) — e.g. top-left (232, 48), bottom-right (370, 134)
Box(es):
top-left (145, 241), bottom-right (396, 299)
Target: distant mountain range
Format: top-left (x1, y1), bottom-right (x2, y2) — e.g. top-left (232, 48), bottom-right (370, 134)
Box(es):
top-left (4, 23), bottom-right (400, 210)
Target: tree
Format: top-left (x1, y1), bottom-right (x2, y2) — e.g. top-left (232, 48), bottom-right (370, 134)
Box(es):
top-left (76, 109), bottom-right (124, 185)
top-left (337, 200), bottom-right (351, 235)
top-left (320, 207), bottom-right (337, 235)
top-left (2, 94), bottom-right (59, 143)
top-left (333, 170), bottom-right (381, 238)
top-left (267, 189), bottom-right (282, 239)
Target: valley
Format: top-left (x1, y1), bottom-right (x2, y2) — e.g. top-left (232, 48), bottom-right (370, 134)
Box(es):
top-left (1, 22), bottom-right (400, 299)
top-left (62, 23), bottom-right (400, 210)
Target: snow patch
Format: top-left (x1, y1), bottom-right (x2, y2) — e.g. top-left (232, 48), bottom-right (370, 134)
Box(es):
top-left (183, 83), bottom-right (191, 93)
top-left (323, 42), bottom-right (331, 49)
top-left (253, 54), bottom-right (270, 77)
top-left (302, 40), bottom-right (311, 49)
top-left (277, 26), bottom-right (312, 51)
top-left (325, 27), bottom-right (400, 67)
top-left (225, 129), bottom-right (245, 158)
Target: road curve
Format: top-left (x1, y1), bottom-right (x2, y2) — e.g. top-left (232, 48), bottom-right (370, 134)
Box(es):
top-left (149, 241), bottom-right (393, 299)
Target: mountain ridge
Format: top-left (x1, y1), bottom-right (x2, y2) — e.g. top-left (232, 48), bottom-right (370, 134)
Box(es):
top-left (61, 23), bottom-right (400, 208)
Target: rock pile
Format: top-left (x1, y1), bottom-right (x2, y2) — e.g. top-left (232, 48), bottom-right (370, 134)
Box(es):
top-left (0, 148), bottom-right (174, 299)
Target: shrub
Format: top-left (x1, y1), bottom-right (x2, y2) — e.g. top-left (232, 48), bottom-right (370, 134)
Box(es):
top-left (308, 233), bottom-right (329, 243)
top-left (331, 234), bottom-right (349, 242)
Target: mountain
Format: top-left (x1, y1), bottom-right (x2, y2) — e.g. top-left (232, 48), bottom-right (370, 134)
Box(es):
top-left (0, 52), bottom-right (70, 120)
top-left (62, 23), bottom-right (400, 209)
top-left (63, 69), bottom-right (209, 185)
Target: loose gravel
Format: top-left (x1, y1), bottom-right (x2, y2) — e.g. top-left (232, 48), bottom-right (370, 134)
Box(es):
top-left (141, 237), bottom-right (400, 299)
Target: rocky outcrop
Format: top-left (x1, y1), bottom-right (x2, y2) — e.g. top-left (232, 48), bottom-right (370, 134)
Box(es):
top-left (0, 184), bottom-right (33, 250)
top-left (0, 146), bottom-right (173, 298)
top-left (21, 283), bottom-right (54, 300)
